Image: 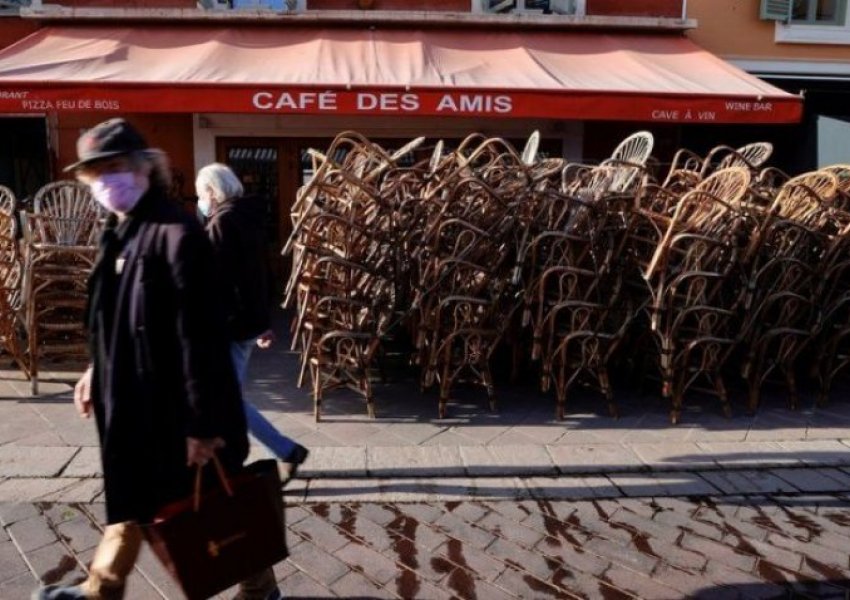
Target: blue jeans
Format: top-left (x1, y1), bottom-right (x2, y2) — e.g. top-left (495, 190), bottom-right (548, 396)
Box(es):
top-left (231, 339), bottom-right (298, 460)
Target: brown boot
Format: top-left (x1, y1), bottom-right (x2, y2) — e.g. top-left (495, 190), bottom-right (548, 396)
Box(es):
top-left (232, 567), bottom-right (281, 600)
top-left (78, 522), bottom-right (142, 600)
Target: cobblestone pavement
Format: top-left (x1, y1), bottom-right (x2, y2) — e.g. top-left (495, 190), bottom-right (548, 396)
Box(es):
top-left (3, 478), bottom-right (850, 599)
top-left (2, 321), bottom-right (850, 599)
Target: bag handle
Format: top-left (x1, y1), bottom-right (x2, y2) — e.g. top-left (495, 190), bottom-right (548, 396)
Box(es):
top-left (193, 454), bottom-right (235, 512)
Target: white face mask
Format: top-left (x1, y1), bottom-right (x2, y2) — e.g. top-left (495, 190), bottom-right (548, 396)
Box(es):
top-left (197, 196), bottom-right (212, 217)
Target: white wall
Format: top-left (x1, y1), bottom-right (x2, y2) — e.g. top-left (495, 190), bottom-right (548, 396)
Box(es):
top-left (817, 115), bottom-right (850, 167)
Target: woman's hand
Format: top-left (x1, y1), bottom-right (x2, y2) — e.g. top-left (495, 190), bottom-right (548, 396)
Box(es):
top-left (186, 437), bottom-right (225, 467)
top-left (74, 366), bottom-right (94, 418)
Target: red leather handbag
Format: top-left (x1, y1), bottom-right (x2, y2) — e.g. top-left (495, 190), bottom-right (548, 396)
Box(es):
top-left (144, 458), bottom-right (288, 600)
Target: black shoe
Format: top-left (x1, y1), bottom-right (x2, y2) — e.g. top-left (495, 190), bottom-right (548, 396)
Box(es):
top-left (32, 585), bottom-right (88, 600)
top-left (280, 444), bottom-right (309, 485)
top-left (232, 587), bottom-right (283, 600)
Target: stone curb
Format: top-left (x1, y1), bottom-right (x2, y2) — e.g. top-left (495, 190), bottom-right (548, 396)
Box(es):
top-left (2, 464), bottom-right (850, 504)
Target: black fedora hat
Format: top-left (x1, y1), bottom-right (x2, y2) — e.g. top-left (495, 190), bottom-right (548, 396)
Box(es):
top-left (63, 118), bottom-right (151, 172)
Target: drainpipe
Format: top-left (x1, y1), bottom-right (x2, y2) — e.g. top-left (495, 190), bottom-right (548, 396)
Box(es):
top-left (681, 0), bottom-right (688, 21)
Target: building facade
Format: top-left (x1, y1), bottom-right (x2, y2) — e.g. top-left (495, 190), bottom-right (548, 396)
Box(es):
top-left (0, 0), bottom-right (802, 258)
top-left (687, 0), bottom-right (850, 169)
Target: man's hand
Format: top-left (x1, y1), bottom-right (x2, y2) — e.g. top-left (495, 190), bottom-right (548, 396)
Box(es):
top-left (256, 329), bottom-right (276, 350)
top-left (74, 366), bottom-right (93, 419)
top-left (186, 437), bottom-right (225, 467)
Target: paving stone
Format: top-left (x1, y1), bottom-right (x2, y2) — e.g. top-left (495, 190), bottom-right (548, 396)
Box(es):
top-left (8, 514), bottom-right (57, 553)
top-left (432, 511), bottom-right (497, 550)
top-left (483, 535), bottom-right (555, 581)
top-left (777, 440), bottom-right (850, 466)
top-left (367, 446), bottom-right (464, 477)
top-left (602, 563), bottom-right (683, 599)
top-left (0, 572), bottom-right (38, 599)
top-left (39, 479), bottom-right (104, 503)
top-left (290, 515), bottom-right (352, 554)
top-left (334, 542), bottom-right (400, 586)
top-left (298, 445), bottom-right (366, 478)
top-left (698, 470), bottom-right (799, 495)
top-left (303, 478), bottom-right (385, 503)
top-left (0, 539), bottom-right (31, 583)
top-left (583, 535), bottom-right (659, 574)
top-left (0, 446), bottom-right (78, 478)
top-left (336, 506), bottom-right (396, 553)
top-left (390, 576), bottom-right (454, 600)
top-left (0, 502), bottom-right (38, 526)
top-left (546, 443), bottom-right (645, 473)
top-left (607, 509), bottom-right (681, 544)
top-left (476, 510), bottom-right (545, 549)
top-left (386, 526), bottom-right (452, 565)
top-left (285, 538), bottom-right (350, 586)
top-left (607, 472), bottom-right (719, 497)
top-left (696, 441), bottom-right (802, 468)
top-left (476, 499), bottom-right (537, 523)
top-left (468, 477), bottom-right (530, 500)
top-left (25, 541), bottom-right (86, 587)
top-left (60, 448), bottom-right (102, 478)
top-left (121, 571), bottom-right (168, 599)
top-left (436, 537), bottom-right (507, 582)
top-left (390, 502), bottom-right (445, 525)
top-left (328, 570), bottom-right (396, 599)
top-left (279, 570), bottom-right (337, 599)
top-left (445, 498), bottom-right (487, 519)
top-left (459, 445), bottom-right (555, 476)
top-left (630, 442), bottom-right (717, 469)
top-left (39, 504), bottom-right (86, 527)
top-left (692, 510), bottom-right (767, 551)
top-left (679, 532), bottom-right (758, 574)
top-left (771, 467), bottom-right (850, 493)
top-left (54, 517), bottom-right (101, 553)
top-left (534, 536), bottom-right (611, 578)
top-left (0, 478), bottom-right (80, 502)
top-left (524, 475), bottom-right (621, 500)
top-left (491, 563), bottom-right (575, 600)
top-left (767, 532), bottom-right (850, 573)
top-left (379, 478), bottom-right (475, 502)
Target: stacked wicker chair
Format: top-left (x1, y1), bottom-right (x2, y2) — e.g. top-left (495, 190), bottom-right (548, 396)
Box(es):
top-left (284, 132), bottom-right (422, 420)
top-left (22, 181), bottom-right (104, 394)
top-left (521, 132), bottom-right (653, 419)
top-left (286, 130), bottom-right (850, 422)
top-left (812, 170), bottom-right (850, 405)
top-left (634, 168), bottom-right (752, 423)
top-left (0, 186), bottom-right (28, 378)
top-left (410, 136), bottom-right (527, 418)
top-left (738, 171), bottom-right (840, 412)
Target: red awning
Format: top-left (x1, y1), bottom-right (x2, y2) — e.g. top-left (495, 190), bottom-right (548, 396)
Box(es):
top-left (0, 25), bottom-right (802, 123)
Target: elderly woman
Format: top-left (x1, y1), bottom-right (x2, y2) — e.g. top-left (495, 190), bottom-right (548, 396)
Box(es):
top-left (195, 162), bottom-right (308, 481)
top-left (34, 119), bottom-right (280, 600)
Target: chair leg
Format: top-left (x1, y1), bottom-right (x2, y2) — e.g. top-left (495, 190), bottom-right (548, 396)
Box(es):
top-left (482, 366), bottom-right (496, 412)
top-left (784, 363), bottom-right (799, 410)
top-left (310, 363), bottom-right (322, 423)
top-left (599, 368), bottom-right (618, 419)
top-left (713, 374), bottom-right (731, 418)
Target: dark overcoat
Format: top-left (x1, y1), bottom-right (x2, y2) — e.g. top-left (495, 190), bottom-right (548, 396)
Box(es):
top-left (205, 194), bottom-right (271, 342)
top-left (87, 188), bottom-right (248, 525)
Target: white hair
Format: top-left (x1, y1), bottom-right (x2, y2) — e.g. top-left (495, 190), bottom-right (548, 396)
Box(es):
top-left (195, 162), bottom-right (244, 202)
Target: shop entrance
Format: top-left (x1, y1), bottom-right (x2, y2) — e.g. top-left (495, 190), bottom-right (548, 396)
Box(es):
top-left (215, 136), bottom-right (333, 294)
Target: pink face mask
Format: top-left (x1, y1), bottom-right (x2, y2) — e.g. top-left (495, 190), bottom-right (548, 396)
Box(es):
top-left (90, 171), bottom-right (147, 215)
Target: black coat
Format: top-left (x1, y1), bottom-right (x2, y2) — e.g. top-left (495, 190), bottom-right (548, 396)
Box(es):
top-left (87, 188), bottom-right (248, 525)
top-left (205, 194), bottom-right (271, 342)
